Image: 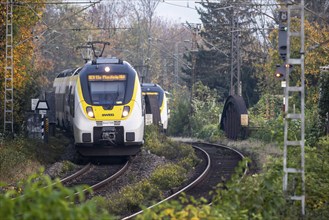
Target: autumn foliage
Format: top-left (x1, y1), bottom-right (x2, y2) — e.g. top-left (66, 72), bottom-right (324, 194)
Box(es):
top-left (0, 0), bottom-right (48, 131)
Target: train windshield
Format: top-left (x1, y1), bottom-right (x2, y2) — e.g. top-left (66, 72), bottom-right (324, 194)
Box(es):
top-left (143, 92), bottom-right (161, 106)
top-left (89, 81), bottom-right (126, 105)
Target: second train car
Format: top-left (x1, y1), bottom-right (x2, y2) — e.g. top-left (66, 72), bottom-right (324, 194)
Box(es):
top-left (141, 83), bottom-right (169, 132)
top-left (53, 57), bottom-right (144, 156)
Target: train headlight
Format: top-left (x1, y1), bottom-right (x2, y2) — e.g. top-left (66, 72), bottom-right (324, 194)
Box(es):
top-left (104, 66), bottom-right (110, 72)
top-left (122, 106), bottom-right (130, 118)
top-left (86, 106), bottom-right (95, 118)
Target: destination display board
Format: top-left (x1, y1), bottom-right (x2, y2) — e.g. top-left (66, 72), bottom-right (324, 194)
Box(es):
top-left (142, 92), bottom-right (159, 96)
top-left (88, 74), bottom-right (126, 81)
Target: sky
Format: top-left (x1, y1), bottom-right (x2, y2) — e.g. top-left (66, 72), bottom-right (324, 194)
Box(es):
top-left (155, 1), bottom-right (202, 24)
top-left (63, 0), bottom-right (202, 24)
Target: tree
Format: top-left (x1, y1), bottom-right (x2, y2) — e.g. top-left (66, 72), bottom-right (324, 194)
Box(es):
top-left (41, 3), bottom-right (97, 76)
top-left (84, 0), bottom-right (193, 91)
top-left (318, 72), bottom-right (329, 135)
top-left (183, 0), bottom-right (265, 105)
top-left (303, 0), bottom-right (329, 26)
top-left (0, 0), bottom-right (46, 131)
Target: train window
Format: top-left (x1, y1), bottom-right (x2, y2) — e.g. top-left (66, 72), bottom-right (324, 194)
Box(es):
top-left (89, 81), bottom-right (126, 105)
top-left (143, 92), bottom-right (161, 107)
top-left (69, 86), bottom-right (74, 117)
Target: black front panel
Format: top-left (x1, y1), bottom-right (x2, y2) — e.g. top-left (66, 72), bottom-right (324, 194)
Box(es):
top-left (126, 132), bottom-right (135, 141)
top-left (141, 83), bottom-right (164, 107)
top-left (93, 126), bottom-right (124, 145)
top-left (82, 133), bottom-right (91, 142)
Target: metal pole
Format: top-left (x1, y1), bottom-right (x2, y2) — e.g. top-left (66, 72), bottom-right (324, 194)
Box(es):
top-left (41, 114), bottom-right (45, 141)
top-left (4, 0), bottom-right (14, 134)
top-left (174, 42), bottom-right (179, 87)
top-left (283, 0), bottom-right (305, 215)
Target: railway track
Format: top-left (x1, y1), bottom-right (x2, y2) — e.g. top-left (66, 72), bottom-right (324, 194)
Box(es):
top-left (60, 161), bottom-right (130, 192)
top-left (122, 141), bottom-right (247, 219)
top-left (186, 142), bottom-right (247, 201)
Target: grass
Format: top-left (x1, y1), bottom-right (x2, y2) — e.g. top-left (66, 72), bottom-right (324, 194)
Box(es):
top-left (222, 137), bottom-right (282, 174)
top-left (0, 132), bottom-right (71, 183)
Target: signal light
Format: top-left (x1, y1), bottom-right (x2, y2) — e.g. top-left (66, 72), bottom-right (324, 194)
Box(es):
top-left (275, 65), bottom-right (285, 80)
top-left (275, 63), bottom-right (293, 80)
top-left (278, 10), bottom-right (288, 23)
top-left (278, 23), bottom-right (288, 61)
top-left (275, 71), bottom-right (284, 79)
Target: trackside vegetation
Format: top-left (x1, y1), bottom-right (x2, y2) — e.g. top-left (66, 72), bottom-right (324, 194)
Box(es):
top-left (136, 137), bottom-right (329, 219)
top-left (1, 136), bottom-right (329, 218)
top-left (168, 82), bottom-right (225, 141)
top-left (0, 0), bottom-right (329, 218)
top-left (92, 125), bottom-right (200, 216)
top-left (0, 134), bottom-right (70, 183)
top-left (0, 171), bottom-right (112, 220)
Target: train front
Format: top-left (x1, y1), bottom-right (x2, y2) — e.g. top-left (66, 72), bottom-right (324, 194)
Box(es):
top-left (142, 83), bottom-right (169, 131)
top-left (73, 58), bottom-right (144, 156)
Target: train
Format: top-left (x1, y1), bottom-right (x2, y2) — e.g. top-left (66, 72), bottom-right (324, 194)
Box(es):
top-left (53, 57), bottom-right (145, 156)
top-left (141, 83), bottom-right (169, 132)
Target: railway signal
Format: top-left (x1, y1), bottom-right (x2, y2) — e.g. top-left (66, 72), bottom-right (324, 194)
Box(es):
top-left (278, 23), bottom-right (288, 61)
top-left (278, 9), bottom-right (288, 23)
top-left (275, 63), bottom-right (293, 80)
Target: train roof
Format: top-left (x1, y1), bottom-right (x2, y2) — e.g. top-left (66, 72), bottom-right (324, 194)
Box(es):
top-left (141, 83), bottom-right (165, 92)
top-left (55, 58), bottom-right (135, 79)
top-left (90, 57), bottom-right (123, 65)
top-left (55, 68), bottom-right (78, 78)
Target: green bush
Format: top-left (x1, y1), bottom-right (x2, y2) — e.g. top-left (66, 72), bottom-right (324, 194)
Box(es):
top-left (305, 107), bottom-right (321, 146)
top-left (168, 83), bottom-right (223, 140)
top-left (305, 136), bottom-right (329, 218)
top-left (249, 116), bottom-right (284, 143)
top-left (318, 72), bottom-right (329, 136)
top-left (197, 123), bottom-right (224, 141)
top-left (144, 125), bottom-right (200, 168)
top-left (150, 163), bottom-right (187, 190)
top-left (59, 160), bottom-right (76, 175)
top-left (107, 180), bottom-right (161, 215)
top-left (167, 90), bottom-right (191, 136)
top-left (189, 82), bottom-right (223, 140)
top-left (0, 170), bottom-right (112, 220)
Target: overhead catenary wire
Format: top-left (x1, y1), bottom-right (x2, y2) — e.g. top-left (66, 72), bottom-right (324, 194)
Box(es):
top-left (0, 0), bottom-right (198, 4)
top-left (148, 40), bottom-right (192, 70)
top-left (13, 0), bottom-right (103, 47)
top-left (6, 0), bottom-right (329, 53)
top-left (161, 1), bottom-right (197, 10)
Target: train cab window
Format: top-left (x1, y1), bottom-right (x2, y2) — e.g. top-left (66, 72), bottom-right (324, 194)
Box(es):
top-left (89, 81), bottom-right (126, 105)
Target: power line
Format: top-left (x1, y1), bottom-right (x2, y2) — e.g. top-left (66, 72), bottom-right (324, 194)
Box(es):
top-left (0, 1), bottom-right (98, 4)
top-left (14, 0), bottom-right (102, 47)
top-left (57, 27), bottom-right (133, 31)
top-left (148, 40), bottom-right (191, 69)
top-left (0, 0), bottom-right (199, 4)
top-left (162, 1), bottom-right (197, 10)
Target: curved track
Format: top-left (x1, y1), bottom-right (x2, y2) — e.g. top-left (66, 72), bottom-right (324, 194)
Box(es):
top-left (186, 141), bottom-right (247, 201)
top-left (60, 161), bottom-right (130, 192)
top-left (122, 141), bottom-right (247, 220)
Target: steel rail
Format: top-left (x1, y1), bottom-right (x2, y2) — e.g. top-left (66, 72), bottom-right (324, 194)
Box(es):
top-left (65, 160), bottom-right (130, 200)
top-left (84, 160), bottom-right (130, 192)
top-left (192, 141), bottom-right (248, 178)
top-left (121, 146), bottom-right (211, 220)
top-left (60, 163), bottom-right (92, 184)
